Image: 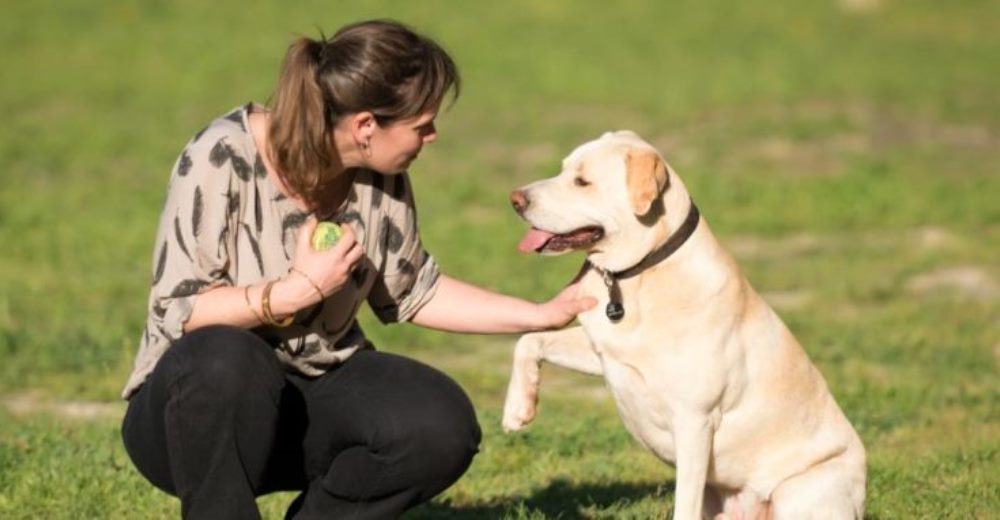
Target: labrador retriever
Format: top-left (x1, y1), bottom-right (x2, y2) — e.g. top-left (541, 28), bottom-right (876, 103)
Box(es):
top-left (503, 131), bottom-right (866, 519)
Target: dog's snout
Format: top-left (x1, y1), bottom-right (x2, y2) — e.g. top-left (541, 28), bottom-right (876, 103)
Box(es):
top-left (510, 189), bottom-right (529, 214)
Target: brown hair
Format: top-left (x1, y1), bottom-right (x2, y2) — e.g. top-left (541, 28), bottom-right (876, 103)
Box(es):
top-left (267, 19), bottom-right (460, 211)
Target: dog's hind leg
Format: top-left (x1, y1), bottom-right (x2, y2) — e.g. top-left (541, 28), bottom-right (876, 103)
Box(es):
top-left (769, 454), bottom-right (865, 520)
top-left (704, 488), bottom-right (773, 520)
top-left (502, 326), bottom-right (601, 432)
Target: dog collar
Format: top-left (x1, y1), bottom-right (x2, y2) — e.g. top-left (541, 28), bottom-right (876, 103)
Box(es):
top-left (589, 199), bottom-right (701, 322)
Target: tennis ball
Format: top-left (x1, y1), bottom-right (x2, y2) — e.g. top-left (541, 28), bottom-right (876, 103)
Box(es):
top-left (311, 222), bottom-right (343, 251)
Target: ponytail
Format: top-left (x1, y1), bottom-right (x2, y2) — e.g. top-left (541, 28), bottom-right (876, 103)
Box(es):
top-left (267, 37), bottom-right (336, 211)
top-left (266, 21), bottom-right (460, 213)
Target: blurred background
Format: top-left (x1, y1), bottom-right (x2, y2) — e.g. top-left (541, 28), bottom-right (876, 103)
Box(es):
top-left (1, 0), bottom-right (996, 517)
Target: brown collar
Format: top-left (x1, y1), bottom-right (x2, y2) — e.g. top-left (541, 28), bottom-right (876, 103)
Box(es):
top-left (588, 199), bottom-right (700, 321)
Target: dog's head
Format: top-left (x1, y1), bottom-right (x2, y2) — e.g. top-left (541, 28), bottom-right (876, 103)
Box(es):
top-left (512, 130), bottom-right (690, 272)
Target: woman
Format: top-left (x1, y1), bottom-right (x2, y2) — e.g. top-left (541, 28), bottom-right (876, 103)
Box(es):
top-left (121, 19), bottom-right (594, 519)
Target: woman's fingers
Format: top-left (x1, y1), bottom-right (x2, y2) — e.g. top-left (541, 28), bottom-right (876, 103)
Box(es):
top-left (575, 295), bottom-right (598, 313)
top-left (344, 239), bottom-right (365, 267)
top-left (290, 221), bottom-right (365, 295)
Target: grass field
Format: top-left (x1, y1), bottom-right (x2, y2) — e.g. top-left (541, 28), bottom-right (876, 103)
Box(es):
top-left (1, 0), bottom-right (997, 517)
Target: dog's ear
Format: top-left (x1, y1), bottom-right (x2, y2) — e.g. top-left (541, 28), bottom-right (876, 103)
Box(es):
top-left (625, 149), bottom-right (669, 216)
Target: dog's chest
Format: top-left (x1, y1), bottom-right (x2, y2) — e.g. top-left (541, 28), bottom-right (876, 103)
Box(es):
top-left (600, 353), bottom-right (681, 461)
top-left (577, 276), bottom-right (681, 459)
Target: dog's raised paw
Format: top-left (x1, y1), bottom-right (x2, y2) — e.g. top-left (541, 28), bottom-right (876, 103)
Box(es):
top-left (501, 411), bottom-right (531, 433)
top-left (501, 392), bottom-right (537, 433)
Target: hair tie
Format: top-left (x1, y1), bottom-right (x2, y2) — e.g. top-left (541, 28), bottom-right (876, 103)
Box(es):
top-left (306, 38), bottom-right (324, 65)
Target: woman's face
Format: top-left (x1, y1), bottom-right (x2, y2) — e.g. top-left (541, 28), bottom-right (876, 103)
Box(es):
top-left (367, 110), bottom-right (438, 174)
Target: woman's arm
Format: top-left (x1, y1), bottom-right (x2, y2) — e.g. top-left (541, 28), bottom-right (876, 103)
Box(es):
top-left (182, 279), bottom-right (315, 332)
top-left (183, 219), bottom-right (364, 333)
top-left (409, 274), bottom-right (596, 334)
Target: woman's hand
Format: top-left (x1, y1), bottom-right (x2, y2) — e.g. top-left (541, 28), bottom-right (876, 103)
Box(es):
top-left (532, 281), bottom-right (598, 330)
top-left (279, 217), bottom-right (364, 309)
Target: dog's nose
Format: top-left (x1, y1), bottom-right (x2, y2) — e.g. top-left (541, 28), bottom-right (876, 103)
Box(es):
top-left (510, 189), bottom-right (529, 214)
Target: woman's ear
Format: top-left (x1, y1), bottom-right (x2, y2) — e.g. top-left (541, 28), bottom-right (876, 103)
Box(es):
top-left (349, 111), bottom-right (377, 144)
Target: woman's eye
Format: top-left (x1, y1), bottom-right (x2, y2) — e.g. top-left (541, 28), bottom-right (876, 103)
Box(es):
top-left (574, 177), bottom-right (590, 187)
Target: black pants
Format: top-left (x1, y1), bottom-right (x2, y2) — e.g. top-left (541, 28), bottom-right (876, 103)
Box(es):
top-left (122, 325), bottom-right (481, 519)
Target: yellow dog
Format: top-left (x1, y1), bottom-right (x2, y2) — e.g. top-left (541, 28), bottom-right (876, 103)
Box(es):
top-left (504, 131), bottom-right (866, 520)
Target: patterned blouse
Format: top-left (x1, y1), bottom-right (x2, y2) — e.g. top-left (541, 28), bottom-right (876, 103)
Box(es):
top-left (122, 104), bottom-right (441, 399)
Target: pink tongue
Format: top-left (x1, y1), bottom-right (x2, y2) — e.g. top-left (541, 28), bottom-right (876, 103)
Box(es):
top-left (518, 228), bottom-right (556, 253)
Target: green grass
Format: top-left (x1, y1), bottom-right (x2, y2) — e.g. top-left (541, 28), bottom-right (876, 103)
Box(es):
top-left (1, 0), bottom-right (998, 517)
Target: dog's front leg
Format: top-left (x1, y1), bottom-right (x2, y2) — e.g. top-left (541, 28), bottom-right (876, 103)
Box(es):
top-left (671, 414), bottom-right (713, 520)
top-left (502, 326), bottom-right (601, 432)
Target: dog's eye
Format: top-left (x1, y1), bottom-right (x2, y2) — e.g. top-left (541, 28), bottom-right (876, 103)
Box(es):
top-left (574, 177), bottom-right (590, 187)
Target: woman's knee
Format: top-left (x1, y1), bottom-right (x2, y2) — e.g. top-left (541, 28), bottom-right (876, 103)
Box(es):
top-left (307, 352), bottom-right (482, 489)
top-left (399, 372), bottom-right (482, 481)
top-left (422, 413), bottom-right (481, 483)
top-left (162, 325), bottom-right (283, 402)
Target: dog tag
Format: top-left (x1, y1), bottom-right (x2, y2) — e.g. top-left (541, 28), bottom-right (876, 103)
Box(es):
top-left (606, 302), bottom-right (624, 322)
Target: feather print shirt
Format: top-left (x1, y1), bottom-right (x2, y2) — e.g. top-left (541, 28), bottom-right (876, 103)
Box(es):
top-left (122, 104), bottom-right (440, 399)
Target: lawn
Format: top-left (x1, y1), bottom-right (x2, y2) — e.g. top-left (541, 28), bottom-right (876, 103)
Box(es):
top-left (1, 0), bottom-right (997, 518)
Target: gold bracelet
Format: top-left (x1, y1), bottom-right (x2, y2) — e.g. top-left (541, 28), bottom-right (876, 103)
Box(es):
top-left (261, 280), bottom-right (294, 327)
top-left (243, 285), bottom-right (265, 325)
top-left (290, 268), bottom-right (325, 302)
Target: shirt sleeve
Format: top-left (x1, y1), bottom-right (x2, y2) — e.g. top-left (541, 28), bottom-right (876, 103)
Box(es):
top-left (367, 173), bottom-right (440, 323)
top-left (146, 131), bottom-right (235, 341)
